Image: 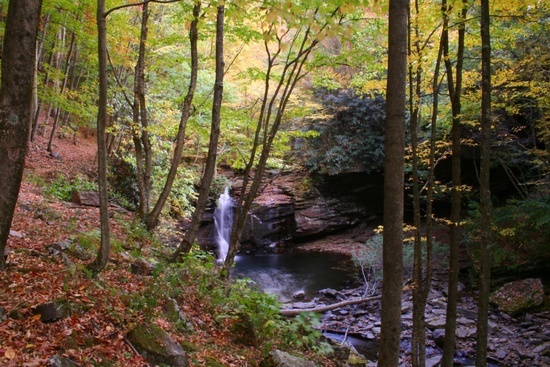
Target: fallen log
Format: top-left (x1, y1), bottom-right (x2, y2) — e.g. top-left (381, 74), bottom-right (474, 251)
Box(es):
top-left (280, 295), bottom-right (382, 316)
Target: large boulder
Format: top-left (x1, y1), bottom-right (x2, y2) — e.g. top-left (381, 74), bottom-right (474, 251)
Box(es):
top-left (491, 278), bottom-right (545, 315)
top-left (127, 323), bottom-right (188, 367)
top-left (259, 350), bottom-right (316, 367)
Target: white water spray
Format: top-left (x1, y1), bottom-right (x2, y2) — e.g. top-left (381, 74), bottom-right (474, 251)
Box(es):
top-left (214, 187), bottom-right (233, 263)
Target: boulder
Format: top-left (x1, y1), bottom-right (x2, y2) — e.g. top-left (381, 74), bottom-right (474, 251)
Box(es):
top-left (48, 355), bottom-right (79, 367)
top-left (33, 301), bottom-right (66, 323)
top-left (130, 258), bottom-right (155, 276)
top-left (127, 323), bottom-right (188, 367)
top-left (491, 278), bottom-right (544, 315)
top-left (71, 191), bottom-right (100, 206)
top-left (259, 350), bottom-right (315, 367)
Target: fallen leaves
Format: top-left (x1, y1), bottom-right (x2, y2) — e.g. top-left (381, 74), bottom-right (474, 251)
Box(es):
top-left (4, 348), bottom-right (16, 359)
top-left (0, 134), bottom-right (273, 366)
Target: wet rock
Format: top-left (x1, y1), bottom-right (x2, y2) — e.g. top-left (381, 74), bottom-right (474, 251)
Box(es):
top-left (127, 323), bottom-right (188, 367)
top-left (259, 349), bottom-right (315, 367)
top-left (533, 342), bottom-right (550, 355)
top-left (491, 278), bottom-right (544, 315)
top-left (288, 301), bottom-right (316, 309)
top-left (456, 326), bottom-right (476, 339)
top-left (425, 315), bottom-right (447, 329)
top-left (496, 349), bottom-right (507, 359)
top-left (320, 288), bottom-right (339, 298)
top-left (293, 290), bottom-right (306, 299)
top-left (401, 301), bottom-right (413, 313)
top-left (426, 356), bottom-right (441, 367)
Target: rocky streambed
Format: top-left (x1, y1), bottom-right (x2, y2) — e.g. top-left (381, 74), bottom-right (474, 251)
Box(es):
top-left (281, 273), bottom-right (550, 367)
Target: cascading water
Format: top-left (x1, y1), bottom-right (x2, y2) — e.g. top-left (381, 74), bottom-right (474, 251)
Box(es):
top-left (213, 187), bottom-right (233, 263)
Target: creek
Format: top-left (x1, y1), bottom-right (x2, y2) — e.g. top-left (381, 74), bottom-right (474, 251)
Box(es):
top-left (232, 251), bottom-right (358, 302)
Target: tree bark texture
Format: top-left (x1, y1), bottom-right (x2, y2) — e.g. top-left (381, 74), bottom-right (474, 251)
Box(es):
top-left (132, 2), bottom-right (152, 218)
top-left (88, 0), bottom-right (111, 274)
top-left (377, 0), bottom-right (408, 365)
top-left (0, 0), bottom-right (43, 271)
top-left (441, 0), bottom-right (467, 365)
top-left (476, 0), bottom-right (492, 364)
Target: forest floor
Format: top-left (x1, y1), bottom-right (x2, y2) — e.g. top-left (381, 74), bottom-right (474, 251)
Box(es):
top-left (1, 133), bottom-right (339, 367)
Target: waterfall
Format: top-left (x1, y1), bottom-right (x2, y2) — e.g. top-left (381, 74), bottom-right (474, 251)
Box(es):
top-left (214, 187), bottom-right (233, 263)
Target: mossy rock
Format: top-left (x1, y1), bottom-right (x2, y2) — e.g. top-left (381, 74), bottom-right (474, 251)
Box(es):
top-left (348, 352), bottom-right (368, 367)
top-left (259, 350), bottom-right (316, 367)
top-left (491, 278), bottom-right (545, 315)
top-left (127, 323), bottom-right (188, 367)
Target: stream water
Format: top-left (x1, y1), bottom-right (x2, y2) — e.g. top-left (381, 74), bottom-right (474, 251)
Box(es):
top-left (232, 251), bottom-right (357, 302)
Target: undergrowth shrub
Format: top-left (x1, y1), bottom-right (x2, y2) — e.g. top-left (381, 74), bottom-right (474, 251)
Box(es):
top-left (465, 196), bottom-right (550, 271)
top-left (157, 251), bottom-right (332, 358)
top-left (44, 174), bottom-right (97, 201)
top-left (302, 90), bottom-right (388, 175)
top-left (353, 232), bottom-right (449, 290)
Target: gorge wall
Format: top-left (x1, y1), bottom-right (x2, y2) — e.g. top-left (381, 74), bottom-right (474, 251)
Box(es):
top-left (197, 170), bottom-right (385, 253)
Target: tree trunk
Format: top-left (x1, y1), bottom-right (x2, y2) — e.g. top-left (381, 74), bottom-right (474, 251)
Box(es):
top-left (144, 2), bottom-right (200, 231)
top-left (222, 14), bottom-right (325, 276)
top-left (132, 2), bottom-right (151, 218)
top-left (476, 0), bottom-right (492, 364)
top-left (377, 0), bottom-right (408, 365)
top-left (0, 0), bottom-right (43, 271)
top-left (281, 296), bottom-right (382, 316)
top-left (172, 4), bottom-right (224, 260)
top-left (87, 0), bottom-right (111, 274)
top-left (47, 26), bottom-right (70, 153)
top-left (441, 1), bottom-right (466, 364)
top-left (408, 1), bottom-right (429, 364)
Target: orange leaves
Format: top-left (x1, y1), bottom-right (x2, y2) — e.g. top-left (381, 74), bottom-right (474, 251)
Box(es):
top-left (4, 348), bottom-right (16, 360)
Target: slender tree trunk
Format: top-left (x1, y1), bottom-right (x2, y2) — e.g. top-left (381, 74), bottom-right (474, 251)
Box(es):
top-left (87, 0), bottom-right (111, 274)
top-left (47, 26), bottom-right (69, 152)
top-left (33, 46), bottom-right (56, 141)
top-left (172, 4), bottom-right (225, 260)
top-left (476, 0), bottom-right (492, 364)
top-left (377, 0), bottom-right (408, 365)
top-left (408, 1), bottom-right (429, 365)
top-left (441, 1), bottom-right (466, 364)
top-left (144, 2), bottom-right (200, 230)
top-left (132, 2), bottom-right (151, 218)
top-left (0, 0), bottom-right (43, 271)
top-left (222, 21), bottom-right (321, 275)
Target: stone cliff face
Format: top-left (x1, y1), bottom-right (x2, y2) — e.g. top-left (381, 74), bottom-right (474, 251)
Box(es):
top-left (197, 170), bottom-right (384, 253)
